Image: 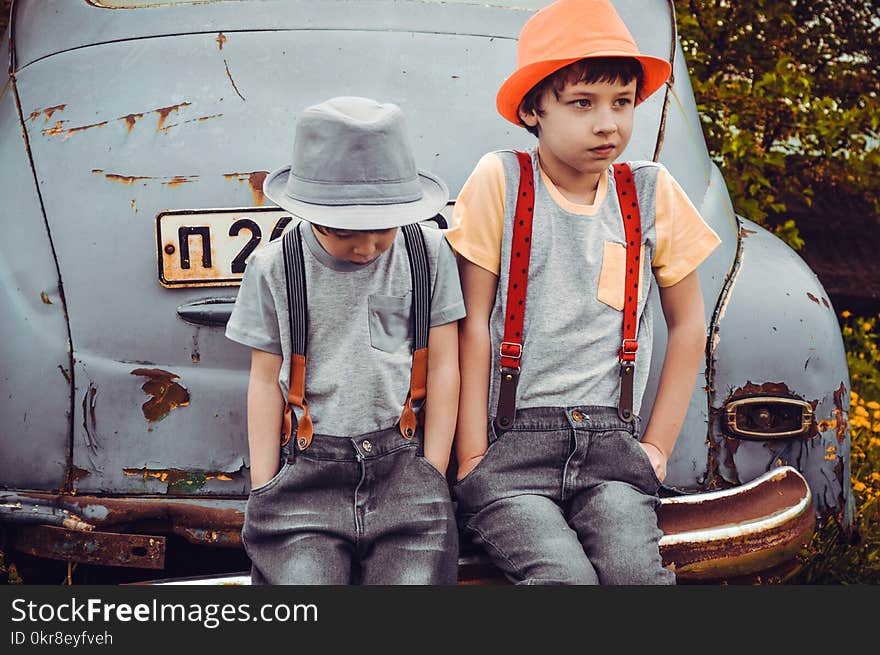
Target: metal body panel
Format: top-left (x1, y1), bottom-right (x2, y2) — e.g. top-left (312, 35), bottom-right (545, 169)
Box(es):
top-left (0, 38), bottom-right (72, 491)
top-left (14, 0), bottom-right (674, 494)
top-left (643, 163), bottom-right (739, 489)
top-left (707, 218), bottom-right (852, 522)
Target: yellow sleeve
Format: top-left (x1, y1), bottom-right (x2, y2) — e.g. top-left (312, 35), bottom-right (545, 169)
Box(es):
top-left (443, 152), bottom-right (505, 275)
top-left (652, 166), bottom-right (722, 287)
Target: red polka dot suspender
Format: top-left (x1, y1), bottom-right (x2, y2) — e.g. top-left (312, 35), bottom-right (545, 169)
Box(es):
top-left (613, 163), bottom-right (642, 423)
top-left (493, 153), bottom-right (642, 431)
top-left (494, 151), bottom-right (535, 431)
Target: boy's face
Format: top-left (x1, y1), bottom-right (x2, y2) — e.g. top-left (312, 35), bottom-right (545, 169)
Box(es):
top-left (519, 77), bottom-right (636, 179)
top-left (311, 225), bottom-right (398, 264)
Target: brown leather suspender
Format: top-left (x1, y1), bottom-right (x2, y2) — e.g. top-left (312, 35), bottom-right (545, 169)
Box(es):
top-left (280, 222), bottom-right (431, 449)
top-left (494, 153), bottom-right (642, 429)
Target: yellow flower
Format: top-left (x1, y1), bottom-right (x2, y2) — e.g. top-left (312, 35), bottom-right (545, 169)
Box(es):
top-left (853, 480), bottom-right (867, 492)
top-left (855, 405), bottom-right (870, 418)
top-left (842, 310), bottom-right (852, 318)
top-left (867, 401), bottom-right (880, 410)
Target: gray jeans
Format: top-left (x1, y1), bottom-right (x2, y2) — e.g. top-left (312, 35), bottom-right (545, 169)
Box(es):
top-left (453, 406), bottom-right (674, 585)
top-left (243, 424), bottom-right (458, 585)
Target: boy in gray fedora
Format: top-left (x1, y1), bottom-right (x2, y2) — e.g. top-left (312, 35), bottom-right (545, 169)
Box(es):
top-left (225, 96), bottom-right (464, 584)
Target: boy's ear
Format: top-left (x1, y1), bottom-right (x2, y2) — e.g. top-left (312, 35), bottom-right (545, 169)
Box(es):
top-left (518, 104), bottom-right (539, 128)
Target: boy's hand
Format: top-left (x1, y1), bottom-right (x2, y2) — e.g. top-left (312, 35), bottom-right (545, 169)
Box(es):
top-left (639, 441), bottom-right (667, 482)
top-left (456, 453), bottom-right (486, 481)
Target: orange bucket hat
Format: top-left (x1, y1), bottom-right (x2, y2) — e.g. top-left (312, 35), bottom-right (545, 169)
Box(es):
top-left (496, 0), bottom-right (672, 126)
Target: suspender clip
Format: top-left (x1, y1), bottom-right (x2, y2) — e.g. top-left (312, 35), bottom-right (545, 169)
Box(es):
top-left (619, 339), bottom-right (638, 362)
top-left (500, 341), bottom-right (523, 361)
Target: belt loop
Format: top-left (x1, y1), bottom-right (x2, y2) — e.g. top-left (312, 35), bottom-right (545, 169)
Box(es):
top-left (282, 440), bottom-right (295, 465)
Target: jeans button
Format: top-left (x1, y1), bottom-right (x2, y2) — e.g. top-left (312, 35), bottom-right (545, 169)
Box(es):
top-left (571, 410), bottom-right (584, 423)
top-left (362, 440), bottom-right (373, 453)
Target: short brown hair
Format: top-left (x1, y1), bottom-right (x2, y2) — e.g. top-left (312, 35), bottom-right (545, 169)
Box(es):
top-left (518, 57), bottom-right (645, 137)
top-left (311, 224), bottom-right (396, 236)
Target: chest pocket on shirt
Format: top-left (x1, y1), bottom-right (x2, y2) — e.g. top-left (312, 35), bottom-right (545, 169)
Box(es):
top-left (597, 241), bottom-right (645, 311)
top-left (368, 291), bottom-right (413, 354)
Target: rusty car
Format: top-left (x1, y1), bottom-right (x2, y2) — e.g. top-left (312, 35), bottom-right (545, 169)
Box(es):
top-left (0, 0), bottom-right (852, 583)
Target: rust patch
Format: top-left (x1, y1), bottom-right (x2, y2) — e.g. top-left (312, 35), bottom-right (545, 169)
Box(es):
top-left (57, 365), bottom-right (71, 383)
top-left (11, 525), bottom-right (164, 569)
top-left (130, 368), bottom-right (190, 422)
top-left (64, 121), bottom-right (107, 141)
top-left (161, 175), bottom-right (198, 187)
top-left (807, 292), bottom-right (820, 304)
top-left (122, 112), bottom-right (144, 133)
top-left (223, 59), bottom-right (246, 101)
top-left (93, 170), bottom-right (199, 187)
top-left (727, 381), bottom-right (794, 401)
top-left (722, 436), bottom-right (741, 482)
top-left (12, 493), bottom-right (245, 546)
top-left (123, 467), bottom-right (235, 494)
top-left (130, 199), bottom-right (137, 213)
top-left (42, 120), bottom-right (109, 140)
top-left (155, 102), bottom-right (192, 132)
top-left (71, 466), bottom-right (91, 482)
top-left (101, 173), bottom-right (153, 185)
top-left (40, 291), bottom-right (52, 304)
top-left (224, 171), bottom-right (268, 206)
top-left (740, 226), bottom-right (757, 238)
top-left (821, 297), bottom-right (830, 308)
top-left (29, 104), bottom-right (66, 122)
top-left (41, 120), bottom-right (66, 137)
top-left (824, 444), bottom-right (837, 461)
top-left (832, 382), bottom-right (849, 445)
top-left (181, 527), bottom-right (239, 547)
top-left (191, 330), bottom-right (201, 364)
top-left (159, 113), bottom-right (222, 134)
top-left (702, 412), bottom-right (735, 491)
top-left (216, 32), bottom-right (227, 50)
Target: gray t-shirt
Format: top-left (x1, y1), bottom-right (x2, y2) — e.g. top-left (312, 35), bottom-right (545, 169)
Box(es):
top-left (482, 149), bottom-right (717, 417)
top-left (225, 220), bottom-right (465, 436)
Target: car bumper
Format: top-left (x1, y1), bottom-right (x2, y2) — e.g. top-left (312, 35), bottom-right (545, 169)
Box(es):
top-left (4, 466), bottom-right (814, 584)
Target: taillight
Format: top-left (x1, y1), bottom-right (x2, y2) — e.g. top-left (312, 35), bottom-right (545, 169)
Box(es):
top-left (722, 396), bottom-right (815, 439)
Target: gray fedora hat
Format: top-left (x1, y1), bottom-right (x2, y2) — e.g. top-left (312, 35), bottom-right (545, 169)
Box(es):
top-left (263, 96), bottom-right (449, 230)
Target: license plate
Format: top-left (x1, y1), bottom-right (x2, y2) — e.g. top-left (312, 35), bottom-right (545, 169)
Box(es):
top-left (156, 207), bottom-right (293, 288)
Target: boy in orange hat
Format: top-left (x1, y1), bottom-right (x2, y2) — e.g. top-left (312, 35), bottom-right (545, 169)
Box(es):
top-left (445, 0), bottom-right (721, 584)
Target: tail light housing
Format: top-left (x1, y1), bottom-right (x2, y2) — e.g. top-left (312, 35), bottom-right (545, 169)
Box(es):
top-left (722, 396), bottom-right (814, 439)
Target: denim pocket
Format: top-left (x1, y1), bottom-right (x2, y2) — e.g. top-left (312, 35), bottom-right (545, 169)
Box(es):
top-left (249, 460), bottom-right (294, 497)
top-left (452, 440), bottom-right (498, 488)
top-left (416, 454), bottom-right (451, 487)
top-left (367, 291), bottom-right (413, 353)
top-left (631, 437), bottom-right (662, 491)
